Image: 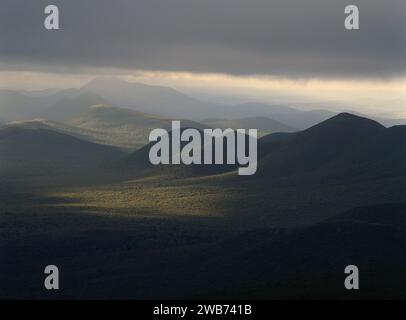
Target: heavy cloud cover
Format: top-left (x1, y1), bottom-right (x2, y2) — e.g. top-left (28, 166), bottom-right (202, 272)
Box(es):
top-left (0, 0), bottom-right (405, 78)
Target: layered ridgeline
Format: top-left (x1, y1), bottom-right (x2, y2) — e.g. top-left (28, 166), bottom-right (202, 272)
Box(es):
top-left (0, 111), bottom-right (404, 225)
top-left (112, 112), bottom-right (406, 227)
top-left (5, 105), bottom-right (211, 151)
top-left (80, 77), bottom-right (336, 128)
top-left (121, 112), bottom-right (406, 180)
top-left (2, 112), bottom-right (406, 299)
top-left (1, 77), bottom-right (341, 129)
top-left (229, 113), bottom-right (406, 226)
top-left (81, 77), bottom-right (223, 120)
top-left (67, 104), bottom-right (208, 150)
top-left (202, 117), bottom-right (296, 137)
top-left (2, 77), bottom-right (406, 130)
top-left (225, 102), bottom-right (336, 129)
top-left (2, 111), bottom-right (404, 183)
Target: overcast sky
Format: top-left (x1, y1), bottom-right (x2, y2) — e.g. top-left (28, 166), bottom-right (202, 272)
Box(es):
top-left (0, 0), bottom-right (405, 78)
top-left (0, 0), bottom-right (405, 117)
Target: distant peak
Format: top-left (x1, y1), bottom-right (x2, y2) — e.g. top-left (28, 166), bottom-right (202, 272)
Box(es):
top-left (332, 112), bottom-right (366, 120)
top-left (315, 112), bottom-right (385, 128)
top-left (302, 112), bottom-right (386, 138)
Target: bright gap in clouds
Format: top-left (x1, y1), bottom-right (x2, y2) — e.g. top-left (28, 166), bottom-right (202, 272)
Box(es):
top-left (1, 70), bottom-right (405, 118)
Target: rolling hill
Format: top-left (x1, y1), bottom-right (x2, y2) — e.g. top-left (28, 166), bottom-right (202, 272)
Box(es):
top-left (255, 112), bottom-right (402, 180)
top-left (68, 104), bottom-right (209, 150)
top-left (2, 79), bottom-right (405, 132)
top-left (220, 113), bottom-right (406, 226)
top-left (4, 105), bottom-right (210, 152)
top-left (1, 111), bottom-right (405, 299)
top-left (4, 118), bottom-right (98, 142)
top-left (107, 112), bottom-right (406, 228)
top-left (121, 112), bottom-right (395, 180)
top-left (0, 126), bottom-right (125, 184)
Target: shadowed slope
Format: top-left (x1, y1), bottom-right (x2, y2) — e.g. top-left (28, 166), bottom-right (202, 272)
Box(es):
top-left (255, 113), bottom-right (390, 178)
top-left (0, 126), bottom-right (125, 184)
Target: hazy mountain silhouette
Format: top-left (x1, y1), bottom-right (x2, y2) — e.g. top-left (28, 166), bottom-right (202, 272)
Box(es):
top-left (81, 77), bottom-right (338, 125)
top-left (41, 92), bottom-right (109, 121)
top-left (0, 90), bottom-right (49, 121)
top-left (202, 117), bottom-right (296, 136)
top-left (19, 88), bottom-right (63, 97)
top-left (230, 102), bottom-right (337, 129)
top-left (3, 78), bottom-right (404, 130)
top-left (82, 77), bottom-right (223, 120)
top-left (0, 88), bottom-right (84, 121)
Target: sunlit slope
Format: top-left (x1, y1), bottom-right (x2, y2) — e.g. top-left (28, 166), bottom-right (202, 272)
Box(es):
top-left (56, 113), bottom-right (405, 227)
top-left (68, 104), bottom-right (208, 150)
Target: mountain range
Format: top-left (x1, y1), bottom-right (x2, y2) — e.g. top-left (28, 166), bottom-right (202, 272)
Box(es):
top-left (2, 111), bottom-right (404, 184)
top-left (2, 77), bottom-right (405, 132)
top-left (1, 111), bottom-right (404, 226)
top-left (1, 79), bottom-right (405, 299)
top-left (119, 113), bottom-right (405, 181)
top-left (0, 77), bottom-right (344, 129)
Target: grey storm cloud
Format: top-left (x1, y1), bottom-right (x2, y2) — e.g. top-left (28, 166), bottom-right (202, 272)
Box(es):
top-left (0, 0), bottom-right (405, 78)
